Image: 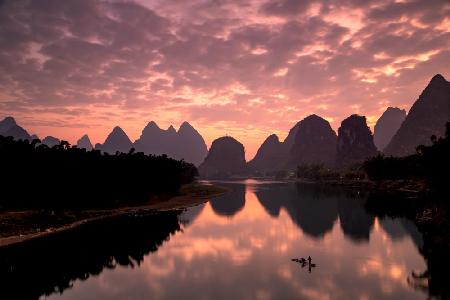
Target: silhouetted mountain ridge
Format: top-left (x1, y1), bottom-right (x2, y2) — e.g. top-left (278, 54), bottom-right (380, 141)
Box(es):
top-left (374, 107), bottom-right (406, 151)
top-left (77, 134), bottom-right (93, 150)
top-left (288, 114), bottom-right (337, 167)
top-left (385, 74), bottom-right (450, 156)
top-left (198, 136), bottom-right (246, 177)
top-left (247, 134), bottom-right (287, 173)
top-left (0, 117), bottom-right (31, 141)
top-left (336, 114), bottom-right (378, 166)
top-left (134, 121), bottom-right (207, 165)
top-left (42, 136), bottom-right (60, 147)
top-left (96, 126), bottom-right (134, 154)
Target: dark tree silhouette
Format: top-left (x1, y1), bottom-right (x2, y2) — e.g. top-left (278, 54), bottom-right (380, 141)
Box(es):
top-left (0, 136), bottom-right (198, 210)
top-left (363, 122), bottom-right (450, 189)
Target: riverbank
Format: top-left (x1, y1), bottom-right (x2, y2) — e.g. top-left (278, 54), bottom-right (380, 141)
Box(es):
top-left (0, 183), bottom-right (227, 248)
top-left (293, 177), bottom-right (430, 197)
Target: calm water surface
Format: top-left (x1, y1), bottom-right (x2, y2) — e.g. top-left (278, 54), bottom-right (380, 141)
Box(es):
top-left (42, 180), bottom-right (427, 300)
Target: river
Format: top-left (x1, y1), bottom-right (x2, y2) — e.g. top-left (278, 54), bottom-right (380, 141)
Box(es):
top-left (6, 180), bottom-right (429, 300)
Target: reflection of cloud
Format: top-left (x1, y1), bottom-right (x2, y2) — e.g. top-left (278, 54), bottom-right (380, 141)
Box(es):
top-left (48, 184), bottom-right (428, 300)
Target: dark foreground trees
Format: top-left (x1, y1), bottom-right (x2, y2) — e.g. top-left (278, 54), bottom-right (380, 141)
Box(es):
top-left (0, 136), bottom-right (198, 210)
top-left (363, 122), bottom-right (450, 189)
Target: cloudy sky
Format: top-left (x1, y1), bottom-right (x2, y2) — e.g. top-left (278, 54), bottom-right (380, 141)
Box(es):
top-left (0, 0), bottom-right (449, 159)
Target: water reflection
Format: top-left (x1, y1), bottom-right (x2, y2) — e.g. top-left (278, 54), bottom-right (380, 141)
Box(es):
top-left (338, 196), bottom-right (375, 243)
top-left (0, 180), bottom-right (436, 300)
top-left (255, 183), bottom-right (376, 242)
top-left (209, 184), bottom-right (245, 216)
top-left (0, 212), bottom-right (181, 300)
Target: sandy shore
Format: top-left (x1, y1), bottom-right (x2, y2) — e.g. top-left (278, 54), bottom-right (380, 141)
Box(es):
top-left (0, 184), bottom-right (227, 248)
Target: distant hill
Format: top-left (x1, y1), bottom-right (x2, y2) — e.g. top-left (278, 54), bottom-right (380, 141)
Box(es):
top-left (288, 114), bottom-right (337, 167)
top-left (385, 74), bottom-right (450, 156)
top-left (283, 120), bottom-right (301, 149)
top-left (198, 136), bottom-right (246, 177)
top-left (248, 117), bottom-right (314, 173)
top-left (0, 117), bottom-right (16, 134)
top-left (336, 114), bottom-right (378, 166)
top-left (247, 134), bottom-right (287, 173)
top-left (134, 121), bottom-right (178, 157)
top-left (176, 122), bottom-right (208, 166)
top-left (96, 126), bottom-right (133, 154)
top-left (134, 121), bottom-right (207, 165)
top-left (0, 117), bottom-right (31, 140)
top-left (373, 107), bottom-right (406, 151)
top-left (249, 115), bottom-right (337, 173)
top-left (42, 136), bottom-right (60, 147)
top-left (77, 134), bottom-right (93, 151)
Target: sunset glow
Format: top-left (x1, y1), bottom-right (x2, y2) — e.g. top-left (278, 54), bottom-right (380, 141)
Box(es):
top-left (0, 0), bottom-right (449, 159)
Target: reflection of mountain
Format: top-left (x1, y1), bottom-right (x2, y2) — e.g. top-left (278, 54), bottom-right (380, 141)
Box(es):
top-left (255, 183), bottom-right (294, 217)
top-left (179, 203), bottom-right (206, 226)
top-left (255, 183), bottom-right (375, 242)
top-left (338, 196), bottom-right (374, 242)
top-left (291, 184), bottom-right (339, 238)
top-left (255, 183), bottom-right (339, 238)
top-left (380, 217), bottom-right (423, 249)
top-left (0, 212), bottom-right (181, 299)
top-left (210, 184), bottom-right (245, 216)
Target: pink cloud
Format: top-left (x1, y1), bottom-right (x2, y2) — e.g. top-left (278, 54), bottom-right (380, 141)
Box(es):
top-left (0, 0), bottom-right (449, 159)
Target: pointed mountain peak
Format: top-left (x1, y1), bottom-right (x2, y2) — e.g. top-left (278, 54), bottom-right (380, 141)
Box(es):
top-left (265, 134), bottom-right (280, 143)
top-left (179, 121), bottom-right (201, 136)
top-left (1, 116), bottom-right (16, 124)
top-left (145, 121), bottom-right (160, 129)
top-left (140, 121), bottom-right (163, 137)
top-left (180, 121), bottom-right (193, 129)
top-left (100, 126), bottom-right (133, 153)
top-left (0, 116), bottom-right (17, 134)
top-left (112, 126), bottom-right (126, 135)
top-left (77, 134), bottom-right (93, 150)
top-left (429, 74), bottom-right (447, 86)
top-left (179, 121), bottom-right (197, 133)
top-left (167, 125), bottom-right (176, 133)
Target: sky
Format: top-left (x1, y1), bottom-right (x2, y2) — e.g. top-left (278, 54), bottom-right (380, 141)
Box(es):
top-left (0, 0), bottom-right (449, 160)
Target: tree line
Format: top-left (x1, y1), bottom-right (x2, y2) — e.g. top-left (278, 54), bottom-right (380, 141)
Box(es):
top-left (363, 122), bottom-right (450, 189)
top-left (0, 136), bottom-right (198, 210)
